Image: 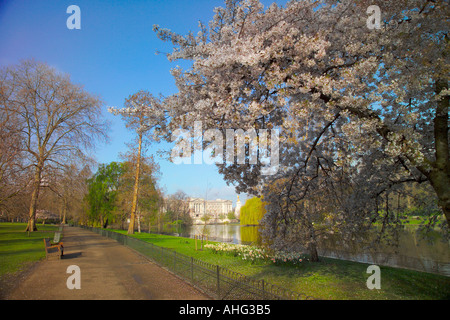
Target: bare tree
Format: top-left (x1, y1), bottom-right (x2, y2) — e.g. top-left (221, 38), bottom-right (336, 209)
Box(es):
top-left (0, 59), bottom-right (109, 231)
top-left (0, 76), bottom-right (31, 208)
top-left (166, 190), bottom-right (190, 225)
top-left (44, 161), bottom-right (93, 224)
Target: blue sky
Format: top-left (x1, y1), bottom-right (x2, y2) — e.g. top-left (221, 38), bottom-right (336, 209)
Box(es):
top-left (0, 0), bottom-right (286, 206)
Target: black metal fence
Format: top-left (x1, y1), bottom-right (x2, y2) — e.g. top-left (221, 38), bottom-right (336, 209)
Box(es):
top-left (80, 226), bottom-right (314, 300)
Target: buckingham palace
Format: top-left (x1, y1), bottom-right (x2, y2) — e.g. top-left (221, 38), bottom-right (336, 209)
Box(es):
top-left (188, 197), bottom-right (233, 221)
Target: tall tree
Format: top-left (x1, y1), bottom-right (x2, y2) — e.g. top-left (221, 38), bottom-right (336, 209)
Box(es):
top-left (0, 59), bottom-right (109, 231)
top-left (58, 162), bottom-right (93, 224)
top-left (117, 153), bottom-right (161, 232)
top-left (108, 90), bottom-right (166, 234)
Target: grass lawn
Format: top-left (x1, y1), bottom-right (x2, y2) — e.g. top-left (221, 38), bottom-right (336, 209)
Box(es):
top-left (1, 223), bottom-right (447, 300)
top-left (0, 223), bottom-right (59, 278)
top-left (116, 229), bottom-right (450, 300)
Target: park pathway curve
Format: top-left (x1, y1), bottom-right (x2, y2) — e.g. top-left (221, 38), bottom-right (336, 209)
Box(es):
top-left (7, 226), bottom-right (210, 300)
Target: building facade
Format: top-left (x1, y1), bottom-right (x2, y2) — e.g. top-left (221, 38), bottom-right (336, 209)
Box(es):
top-left (188, 198), bottom-right (233, 221)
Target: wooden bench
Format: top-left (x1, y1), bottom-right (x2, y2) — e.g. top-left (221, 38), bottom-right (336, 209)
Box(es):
top-left (44, 238), bottom-right (63, 260)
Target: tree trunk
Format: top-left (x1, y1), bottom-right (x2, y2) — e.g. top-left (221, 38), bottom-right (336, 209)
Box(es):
top-left (62, 197), bottom-right (67, 224)
top-left (103, 217), bottom-right (109, 229)
top-left (128, 133), bottom-right (142, 235)
top-left (25, 164), bottom-right (43, 232)
top-left (308, 242), bottom-right (319, 262)
top-left (303, 202), bottom-right (320, 262)
top-left (429, 171), bottom-right (450, 226)
top-left (429, 78), bottom-right (449, 226)
top-left (137, 214), bottom-right (141, 233)
top-left (307, 229), bottom-right (320, 262)
top-left (307, 217), bottom-right (320, 262)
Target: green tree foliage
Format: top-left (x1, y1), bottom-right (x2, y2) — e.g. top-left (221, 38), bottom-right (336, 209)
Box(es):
top-left (85, 159), bottom-right (162, 230)
top-left (116, 157), bottom-right (162, 231)
top-left (240, 197), bottom-right (266, 226)
top-left (85, 162), bottom-right (124, 228)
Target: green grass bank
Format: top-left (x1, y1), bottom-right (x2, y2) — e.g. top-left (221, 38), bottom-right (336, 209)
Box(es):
top-left (0, 223), bottom-right (59, 278)
top-left (0, 223), bottom-right (448, 300)
top-left (115, 229), bottom-right (450, 300)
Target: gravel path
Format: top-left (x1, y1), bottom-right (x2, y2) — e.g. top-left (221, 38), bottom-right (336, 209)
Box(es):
top-left (6, 226), bottom-right (211, 300)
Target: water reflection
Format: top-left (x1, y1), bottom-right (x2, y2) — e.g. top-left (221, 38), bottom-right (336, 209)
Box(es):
top-left (163, 224), bottom-right (261, 245)
top-left (318, 228), bottom-right (450, 276)
top-left (150, 224), bottom-right (450, 276)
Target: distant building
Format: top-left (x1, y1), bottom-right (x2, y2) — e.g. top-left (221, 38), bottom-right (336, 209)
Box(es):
top-left (188, 198), bottom-right (233, 221)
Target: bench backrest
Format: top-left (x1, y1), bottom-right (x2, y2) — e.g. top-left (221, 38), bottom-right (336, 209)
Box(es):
top-left (44, 238), bottom-right (51, 248)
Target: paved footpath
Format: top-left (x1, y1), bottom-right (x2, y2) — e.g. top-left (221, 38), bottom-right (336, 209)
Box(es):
top-left (7, 226), bottom-right (210, 300)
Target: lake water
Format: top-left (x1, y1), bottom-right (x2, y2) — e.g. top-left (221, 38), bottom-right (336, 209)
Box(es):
top-left (152, 223), bottom-right (450, 277)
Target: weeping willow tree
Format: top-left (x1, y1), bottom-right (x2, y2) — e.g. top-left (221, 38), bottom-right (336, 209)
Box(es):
top-left (240, 197), bottom-right (266, 226)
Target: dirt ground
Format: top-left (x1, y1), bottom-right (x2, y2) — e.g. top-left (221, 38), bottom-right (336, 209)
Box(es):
top-left (4, 226), bottom-right (211, 300)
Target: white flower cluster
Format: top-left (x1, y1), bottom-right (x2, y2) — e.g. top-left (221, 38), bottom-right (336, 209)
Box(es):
top-left (204, 243), bottom-right (304, 265)
top-left (153, 0), bottom-right (449, 247)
